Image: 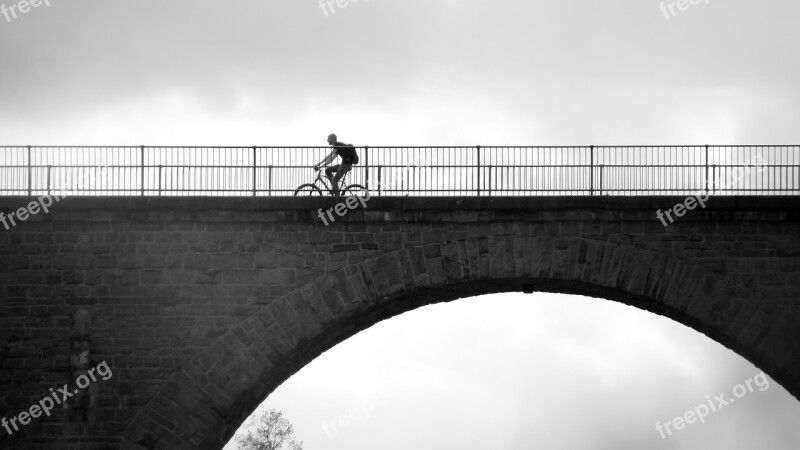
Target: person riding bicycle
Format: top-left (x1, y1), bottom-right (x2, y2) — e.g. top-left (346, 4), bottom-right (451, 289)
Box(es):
top-left (313, 133), bottom-right (359, 196)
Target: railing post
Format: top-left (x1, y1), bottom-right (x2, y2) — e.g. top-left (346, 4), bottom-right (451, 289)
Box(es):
top-left (252, 146), bottom-right (257, 197)
top-left (27, 145), bottom-right (32, 196)
top-left (704, 144), bottom-right (709, 194)
top-left (710, 164), bottom-right (718, 193)
top-left (377, 165), bottom-right (382, 195)
top-left (46, 165), bottom-right (51, 196)
top-left (158, 165), bottom-right (162, 196)
top-left (488, 163), bottom-right (492, 196)
top-left (476, 145), bottom-right (481, 196)
top-left (268, 165), bottom-right (273, 196)
top-left (140, 145), bottom-right (145, 196)
top-left (364, 146), bottom-right (369, 192)
top-left (589, 145), bottom-right (594, 196)
top-left (599, 164), bottom-right (604, 195)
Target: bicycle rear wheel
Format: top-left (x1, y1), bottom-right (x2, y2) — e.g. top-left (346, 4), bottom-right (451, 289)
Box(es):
top-left (342, 184), bottom-right (369, 197)
top-left (294, 184), bottom-right (324, 196)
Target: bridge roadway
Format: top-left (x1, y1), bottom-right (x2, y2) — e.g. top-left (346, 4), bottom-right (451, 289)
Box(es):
top-left (0, 196), bottom-right (797, 449)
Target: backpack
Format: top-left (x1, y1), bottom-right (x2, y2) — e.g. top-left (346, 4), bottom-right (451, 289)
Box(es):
top-left (341, 144), bottom-right (359, 165)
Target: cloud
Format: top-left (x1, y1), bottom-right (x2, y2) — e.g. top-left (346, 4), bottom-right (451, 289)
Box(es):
top-left (2, 0), bottom-right (798, 145)
top-left (250, 293), bottom-right (800, 450)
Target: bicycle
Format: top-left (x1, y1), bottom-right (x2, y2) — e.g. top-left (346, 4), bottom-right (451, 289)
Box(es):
top-left (293, 167), bottom-right (368, 196)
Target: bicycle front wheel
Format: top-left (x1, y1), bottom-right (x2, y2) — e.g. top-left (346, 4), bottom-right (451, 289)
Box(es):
top-left (294, 184), bottom-right (324, 196)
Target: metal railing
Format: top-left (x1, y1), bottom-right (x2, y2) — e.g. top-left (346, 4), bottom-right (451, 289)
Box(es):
top-left (0, 145), bottom-right (798, 196)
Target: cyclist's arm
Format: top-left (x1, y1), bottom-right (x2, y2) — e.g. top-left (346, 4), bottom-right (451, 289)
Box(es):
top-left (315, 150), bottom-right (337, 168)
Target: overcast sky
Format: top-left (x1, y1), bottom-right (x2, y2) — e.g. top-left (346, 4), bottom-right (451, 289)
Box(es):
top-left (1, 0), bottom-right (799, 146)
top-left (2, 0), bottom-right (799, 449)
top-left (229, 293), bottom-right (800, 450)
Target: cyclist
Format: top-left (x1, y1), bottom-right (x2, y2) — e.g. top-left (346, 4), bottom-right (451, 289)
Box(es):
top-left (314, 133), bottom-right (358, 196)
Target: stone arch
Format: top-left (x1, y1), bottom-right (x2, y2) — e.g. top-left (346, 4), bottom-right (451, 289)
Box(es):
top-left (122, 236), bottom-right (789, 449)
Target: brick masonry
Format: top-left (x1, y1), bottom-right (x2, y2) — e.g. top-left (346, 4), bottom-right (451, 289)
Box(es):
top-left (0, 196), bottom-right (798, 449)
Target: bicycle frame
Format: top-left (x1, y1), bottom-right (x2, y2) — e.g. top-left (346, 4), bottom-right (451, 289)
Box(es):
top-left (294, 166), bottom-right (365, 197)
top-left (313, 167), bottom-right (350, 194)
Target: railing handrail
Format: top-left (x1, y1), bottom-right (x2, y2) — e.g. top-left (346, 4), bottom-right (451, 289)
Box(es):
top-left (2, 144), bottom-right (800, 149)
top-left (1, 145), bottom-right (798, 197)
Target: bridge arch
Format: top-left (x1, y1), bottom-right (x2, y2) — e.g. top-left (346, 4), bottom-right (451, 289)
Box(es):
top-left (2, 195), bottom-right (796, 449)
top-left (124, 236), bottom-right (785, 450)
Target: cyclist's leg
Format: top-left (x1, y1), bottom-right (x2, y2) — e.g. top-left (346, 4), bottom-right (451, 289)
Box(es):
top-left (324, 165), bottom-right (340, 195)
top-left (325, 165), bottom-right (340, 179)
top-left (331, 163), bottom-right (352, 196)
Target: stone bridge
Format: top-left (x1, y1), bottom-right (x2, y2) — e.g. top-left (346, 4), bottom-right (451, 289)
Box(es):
top-left (0, 196), bottom-right (798, 449)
